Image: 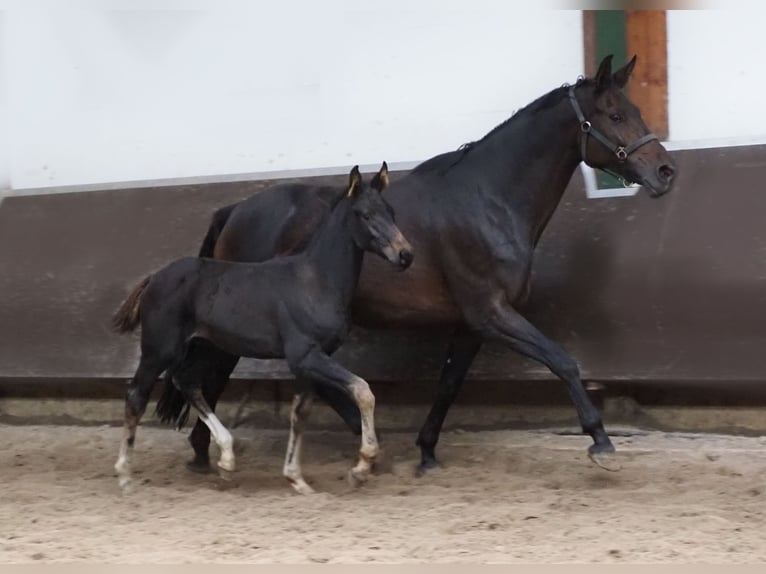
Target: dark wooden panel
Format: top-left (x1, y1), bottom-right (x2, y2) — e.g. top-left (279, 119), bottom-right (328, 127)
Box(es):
top-left (3, 146), bottom-right (766, 384)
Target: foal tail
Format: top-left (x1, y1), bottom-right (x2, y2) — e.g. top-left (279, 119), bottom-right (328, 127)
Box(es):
top-left (111, 276), bottom-right (150, 334)
top-left (155, 372), bottom-right (191, 430)
top-left (198, 203), bottom-right (237, 258)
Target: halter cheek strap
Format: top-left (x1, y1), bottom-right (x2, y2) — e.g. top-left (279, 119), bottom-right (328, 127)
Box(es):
top-left (568, 85), bottom-right (658, 183)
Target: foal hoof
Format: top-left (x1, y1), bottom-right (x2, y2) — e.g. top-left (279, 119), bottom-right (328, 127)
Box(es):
top-left (218, 468), bottom-right (234, 488)
top-left (117, 475), bottom-right (133, 491)
top-left (588, 445), bottom-right (621, 472)
top-left (287, 478), bottom-right (316, 496)
top-left (217, 455), bottom-right (236, 474)
top-left (347, 467), bottom-right (370, 488)
top-left (217, 467), bottom-right (235, 482)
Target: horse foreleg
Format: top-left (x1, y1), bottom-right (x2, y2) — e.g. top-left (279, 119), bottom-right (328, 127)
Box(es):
top-left (312, 382), bottom-right (362, 435)
top-left (479, 302), bottom-right (619, 471)
top-left (289, 348), bottom-right (379, 488)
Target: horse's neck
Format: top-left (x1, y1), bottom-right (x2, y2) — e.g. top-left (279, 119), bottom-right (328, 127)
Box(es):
top-left (460, 94), bottom-right (582, 243)
top-left (305, 198), bottom-right (363, 306)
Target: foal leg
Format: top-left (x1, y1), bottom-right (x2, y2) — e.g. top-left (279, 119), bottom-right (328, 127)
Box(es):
top-left (312, 383), bottom-right (362, 435)
top-left (415, 326), bottom-right (483, 475)
top-left (186, 358), bottom-right (362, 476)
top-left (115, 357), bottom-right (164, 489)
top-left (282, 392), bottom-right (315, 494)
top-left (481, 303), bottom-right (618, 471)
top-left (182, 386), bottom-right (236, 475)
top-left (290, 348), bottom-right (379, 486)
top-left (185, 345), bottom-right (240, 473)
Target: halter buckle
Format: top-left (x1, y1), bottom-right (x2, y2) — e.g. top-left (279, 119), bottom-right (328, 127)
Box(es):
top-left (615, 147), bottom-right (627, 161)
top-left (580, 121), bottom-right (591, 133)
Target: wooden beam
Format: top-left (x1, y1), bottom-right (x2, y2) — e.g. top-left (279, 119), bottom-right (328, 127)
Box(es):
top-left (625, 10), bottom-right (669, 140)
top-left (582, 10), bottom-right (597, 78)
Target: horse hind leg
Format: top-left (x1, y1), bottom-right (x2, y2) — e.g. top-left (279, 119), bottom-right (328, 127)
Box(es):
top-left (115, 357), bottom-right (165, 490)
top-left (416, 327), bottom-right (483, 475)
top-left (182, 385), bottom-right (236, 477)
top-left (283, 392), bottom-right (315, 495)
top-left (174, 339), bottom-right (239, 474)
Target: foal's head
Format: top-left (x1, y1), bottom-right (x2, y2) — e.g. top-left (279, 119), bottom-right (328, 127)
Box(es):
top-left (346, 163), bottom-right (413, 270)
top-left (573, 55), bottom-right (676, 197)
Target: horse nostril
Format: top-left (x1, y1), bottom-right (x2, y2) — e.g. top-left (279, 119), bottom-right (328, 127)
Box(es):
top-left (658, 163), bottom-right (676, 182)
top-left (399, 249), bottom-right (413, 268)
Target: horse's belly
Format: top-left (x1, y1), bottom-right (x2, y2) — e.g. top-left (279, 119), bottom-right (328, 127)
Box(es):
top-left (352, 255), bottom-right (461, 328)
top-left (193, 324), bottom-right (282, 360)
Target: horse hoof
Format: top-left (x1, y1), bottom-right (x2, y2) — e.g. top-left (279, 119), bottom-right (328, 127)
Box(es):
top-left (287, 479), bottom-right (316, 495)
top-left (217, 456), bottom-right (236, 473)
top-left (217, 467), bottom-right (235, 482)
top-left (117, 475), bottom-right (133, 492)
top-left (588, 450), bottom-right (621, 472)
top-left (347, 467), bottom-right (370, 488)
top-left (186, 459), bottom-right (213, 474)
top-left (415, 458), bottom-right (440, 477)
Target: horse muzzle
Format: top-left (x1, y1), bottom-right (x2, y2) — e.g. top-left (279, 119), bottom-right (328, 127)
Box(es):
top-left (639, 162), bottom-right (677, 198)
top-left (397, 248), bottom-right (414, 270)
top-left (382, 234), bottom-right (414, 270)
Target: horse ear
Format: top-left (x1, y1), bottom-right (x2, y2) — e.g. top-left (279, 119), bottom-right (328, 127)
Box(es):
top-left (347, 165), bottom-right (361, 197)
top-left (371, 161), bottom-right (389, 192)
top-left (612, 55), bottom-right (637, 89)
top-left (594, 54), bottom-right (614, 91)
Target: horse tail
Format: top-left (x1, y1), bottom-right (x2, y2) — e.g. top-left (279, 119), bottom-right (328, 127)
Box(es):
top-left (155, 372), bottom-right (191, 429)
top-left (111, 276), bottom-right (150, 334)
top-left (198, 203), bottom-right (238, 258)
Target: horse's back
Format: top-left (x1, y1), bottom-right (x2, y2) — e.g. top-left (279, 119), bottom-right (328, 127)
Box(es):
top-left (214, 183), bottom-right (340, 262)
top-left (147, 257), bottom-right (200, 298)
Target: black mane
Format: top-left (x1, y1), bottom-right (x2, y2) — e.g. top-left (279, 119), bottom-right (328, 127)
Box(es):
top-left (413, 77), bottom-right (593, 175)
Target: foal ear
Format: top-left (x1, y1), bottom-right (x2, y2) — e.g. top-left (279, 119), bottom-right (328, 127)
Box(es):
top-left (371, 161), bottom-right (389, 192)
top-left (347, 165), bottom-right (362, 197)
top-left (594, 54), bottom-right (614, 91)
top-left (612, 55), bottom-right (637, 89)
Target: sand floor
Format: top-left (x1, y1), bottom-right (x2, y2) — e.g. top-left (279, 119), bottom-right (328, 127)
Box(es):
top-left (1, 423), bottom-right (765, 563)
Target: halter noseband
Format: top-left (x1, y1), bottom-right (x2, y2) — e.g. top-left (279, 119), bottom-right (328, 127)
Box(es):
top-left (567, 84), bottom-right (657, 184)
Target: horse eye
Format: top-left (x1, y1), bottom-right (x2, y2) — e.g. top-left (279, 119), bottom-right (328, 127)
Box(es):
top-left (610, 113), bottom-right (622, 123)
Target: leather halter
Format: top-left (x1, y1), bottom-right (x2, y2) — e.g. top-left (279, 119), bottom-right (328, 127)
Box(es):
top-left (568, 85), bottom-right (657, 184)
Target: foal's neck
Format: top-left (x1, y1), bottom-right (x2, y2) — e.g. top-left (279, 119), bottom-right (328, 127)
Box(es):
top-left (305, 197), bottom-right (364, 307)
